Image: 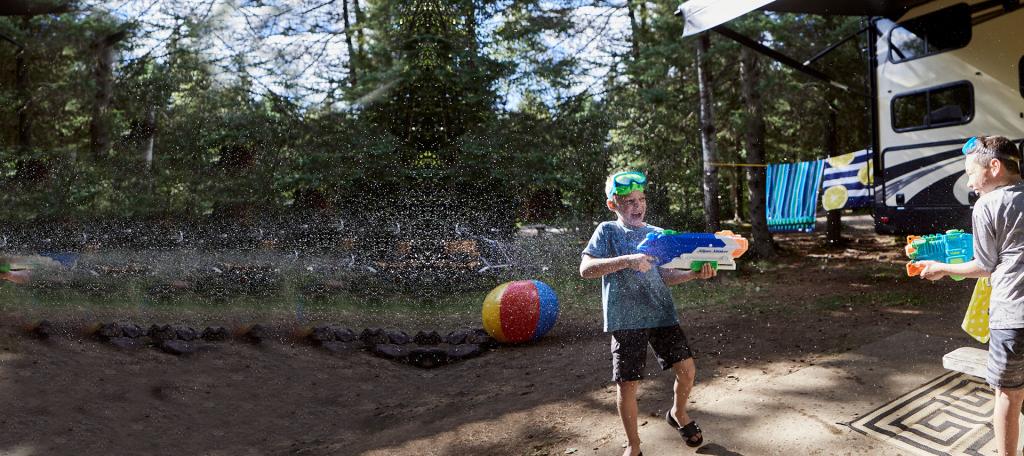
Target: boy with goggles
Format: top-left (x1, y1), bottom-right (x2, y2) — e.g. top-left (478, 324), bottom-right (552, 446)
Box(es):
top-left (607, 171), bottom-right (648, 198)
top-left (920, 135), bottom-right (1024, 456)
top-left (580, 170), bottom-right (716, 455)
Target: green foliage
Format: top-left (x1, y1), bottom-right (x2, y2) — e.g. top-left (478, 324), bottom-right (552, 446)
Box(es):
top-left (0, 2), bottom-right (871, 232)
top-left (603, 4), bottom-right (868, 229)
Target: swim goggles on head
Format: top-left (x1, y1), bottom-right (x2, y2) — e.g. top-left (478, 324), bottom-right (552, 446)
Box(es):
top-left (962, 137), bottom-right (985, 155)
top-left (962, 136), bottom-right (1021, 162)
top-left (608, 171), bottom-right (647, 198)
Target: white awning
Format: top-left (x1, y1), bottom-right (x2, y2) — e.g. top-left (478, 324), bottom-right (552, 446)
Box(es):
top-left (676, 0), bottom-right (778, 37)
top-left (675, 0), bottom-right (934, 36)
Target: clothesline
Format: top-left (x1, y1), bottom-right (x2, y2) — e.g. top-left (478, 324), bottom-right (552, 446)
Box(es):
top-left (707, 162), bottom-right (768, 168)
top-left (709, 148), bottom-right (875, 168)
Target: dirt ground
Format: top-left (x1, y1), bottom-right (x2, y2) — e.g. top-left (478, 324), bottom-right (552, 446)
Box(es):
top-left (0, 222), bottom-right (978, 456)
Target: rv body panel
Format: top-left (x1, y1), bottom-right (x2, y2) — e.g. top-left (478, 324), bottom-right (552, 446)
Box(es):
top-left (873, 0), bottom-right (1024, 234)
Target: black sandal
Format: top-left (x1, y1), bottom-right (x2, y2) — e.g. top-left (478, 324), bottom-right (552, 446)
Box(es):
top-left (665, 410), bottom-right (704, 447)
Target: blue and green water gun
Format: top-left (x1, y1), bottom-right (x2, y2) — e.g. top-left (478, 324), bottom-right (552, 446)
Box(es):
top-left (905, 229), bottom-right (973, 281)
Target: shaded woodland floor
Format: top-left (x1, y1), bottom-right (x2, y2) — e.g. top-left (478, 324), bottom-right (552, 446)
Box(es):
top-left (0, 223), bottom-right (979, 455)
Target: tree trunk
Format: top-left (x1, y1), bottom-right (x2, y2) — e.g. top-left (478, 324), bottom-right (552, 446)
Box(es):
top-left (91, 30), bottom-right (126, 158)
top-left (625, 0), bottom-right (641, 63)
top-left (696, 33), bottom-right (721, 232)
top-left (825, 102), bottom-right (844, 245)
top-left (342, 0), bottom-right (358, 87)
top-left (639, 1), bottom-right (648, 32)
top-left (15, 17), bottom-right (30, 154)
top-left (465, 0), bottom-right (477, 56)
top-left (141, 105), bottom-right (156, 171)
top-left (352, 0), bottom-right (366, 59)
top-left (731, 165), bottom-right (743, 222)
top-left (740, 46), bottom-right (775, 257)
top-left (12, 16), bottom-right (49, 183)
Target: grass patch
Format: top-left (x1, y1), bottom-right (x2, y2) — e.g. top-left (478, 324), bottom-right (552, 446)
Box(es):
top-left (862, 263), bottom-right (905, 281)
top-left (869, 290), bottom-right (933, 307)
top-left (2, 278), bottom-right (586, 330)
top-left (811, 289), bottom-right (931, 310)
top-left (672, 278), bottom-right (760, 313)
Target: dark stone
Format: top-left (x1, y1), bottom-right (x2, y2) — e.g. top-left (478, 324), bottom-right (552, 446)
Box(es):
top-left (122, 324), bottom-right (144, 339)
top-left (385, 330), bottom-right (410, 345)
top-left (150, 324), bottom-right (177, 342)
top-left (447, 344), bottom-right (484, 361)
top-left (371, 343), bottom-right (409, 360)
top-left (201, 326), bottom-right (230, 341)
top-left (108, 337), bottom-right (142, 349)
top-left (413, 330), bottom-right (443, 346)
top-left (243, 324), bottom-right (269, 343)
top-left (194, 343), bottom-right (221, 354)
top-left (159, 339), bottom-right (195, 355)
top-left (334, 328), bottom-right (356, 342)
top-left (321, 341), bottom-right (359, 354)
top-left (30, 320), bottom-right (52, 339)
top-left (96, 323), bottom-right (122, 340)
top-left (467, 329), bottom-right (498, 348)
top-left (309, 325), bottom-right (335, 344)
top-left (359, 328), bottom-right (388, 346)
top-left (174, 326), bottom-right (197, 341)
top-left (408, 347), bottom-right (449, 369)
top-left (445, 329), bottom-right (473, 345)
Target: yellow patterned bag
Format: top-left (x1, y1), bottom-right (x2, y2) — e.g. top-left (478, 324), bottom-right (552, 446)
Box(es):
top-left (963, 278), bottom-right (991, 343)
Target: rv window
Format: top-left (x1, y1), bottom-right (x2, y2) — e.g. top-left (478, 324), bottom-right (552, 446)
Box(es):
top-left (889, 3), bottom-right (971, 63)
top-left (892, 81), bottom-right (973, 132)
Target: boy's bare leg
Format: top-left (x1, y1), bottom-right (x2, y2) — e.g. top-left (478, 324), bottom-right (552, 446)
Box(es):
top-left (993, 386), bottom-right (1024, 456)
top-left (670, 357), bottom-right (699, 438)
top-left (617, 380), bottom-right (642, 456)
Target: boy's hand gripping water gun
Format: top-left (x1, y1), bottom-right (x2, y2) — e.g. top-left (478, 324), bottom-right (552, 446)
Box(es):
top-left (904, 229), bottom-right (973, 281)
top-left (637, 230), bottom-right (749, 271)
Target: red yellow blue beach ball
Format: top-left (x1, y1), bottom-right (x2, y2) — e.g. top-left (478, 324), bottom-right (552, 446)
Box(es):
top-left (482, 280), bottom-right (559, 344)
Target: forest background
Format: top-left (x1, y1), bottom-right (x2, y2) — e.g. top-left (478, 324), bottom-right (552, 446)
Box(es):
top-left (0, 0), bottom-right (871, 257)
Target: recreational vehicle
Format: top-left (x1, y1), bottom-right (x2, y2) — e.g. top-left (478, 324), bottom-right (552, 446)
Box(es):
top-left (675, 0), bottom-right (1024, 234)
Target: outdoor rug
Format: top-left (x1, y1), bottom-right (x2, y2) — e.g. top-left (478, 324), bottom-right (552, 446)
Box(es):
top-left (848, 371), bottom-right (1019, 455)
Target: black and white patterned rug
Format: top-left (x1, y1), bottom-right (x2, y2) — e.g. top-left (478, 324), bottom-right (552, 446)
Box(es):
top-left (849, 372), bottom-right (1010, 455)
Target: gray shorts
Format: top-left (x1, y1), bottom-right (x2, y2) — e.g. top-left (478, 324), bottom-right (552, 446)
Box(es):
top-left (987, 328), bottom-right (1024, 390)
top-left (610, 325), bottom-right (693, 383)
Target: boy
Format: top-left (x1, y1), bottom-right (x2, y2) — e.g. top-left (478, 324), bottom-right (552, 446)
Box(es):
top-left (579, 170), bottom-right (716, 456)
top-left (919, 136), bottom-right (1024, 456)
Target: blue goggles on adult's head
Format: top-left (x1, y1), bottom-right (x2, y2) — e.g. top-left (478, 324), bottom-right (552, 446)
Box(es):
top-left (962, 136), bottom-right (982, 155)
top-left (608, 171), bottom-right (647, 198)
top-left (962, 136), bottom-right (1021, 162)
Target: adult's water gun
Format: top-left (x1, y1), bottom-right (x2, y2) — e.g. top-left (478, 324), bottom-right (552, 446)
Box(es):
top-left (637, 230), bottom-right (749, 271)
top-left (904, 229), bottom-right (973, 281)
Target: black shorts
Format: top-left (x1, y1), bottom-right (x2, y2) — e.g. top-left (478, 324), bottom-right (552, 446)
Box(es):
top-left (610, 325), bottom-right (694, 383)
top-left (987, 328), bottom-right (1024, 390)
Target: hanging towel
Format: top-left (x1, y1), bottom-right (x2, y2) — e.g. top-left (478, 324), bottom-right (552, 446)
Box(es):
top-left (963, 278), bottom-right (991, 343)
top-left (822, 149), bottom-right (873, 211)
top-left (766, 159), bottom-right (825, 233)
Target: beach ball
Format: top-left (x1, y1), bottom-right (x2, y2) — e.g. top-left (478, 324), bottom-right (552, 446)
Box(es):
top-left (482, 280), bottom-right (559, 344)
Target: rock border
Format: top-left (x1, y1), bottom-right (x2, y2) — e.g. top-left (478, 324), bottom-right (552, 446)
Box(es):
top-left (306, 325), bottom-right (498, 369)
top-left (24, 320), bottom-right (499, 368)
top-left (90, 321), bottom-right (231, 355)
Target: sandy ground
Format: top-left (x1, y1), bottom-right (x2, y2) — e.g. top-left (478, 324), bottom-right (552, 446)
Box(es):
top-left (0, 220), bottom-right (980, 455)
